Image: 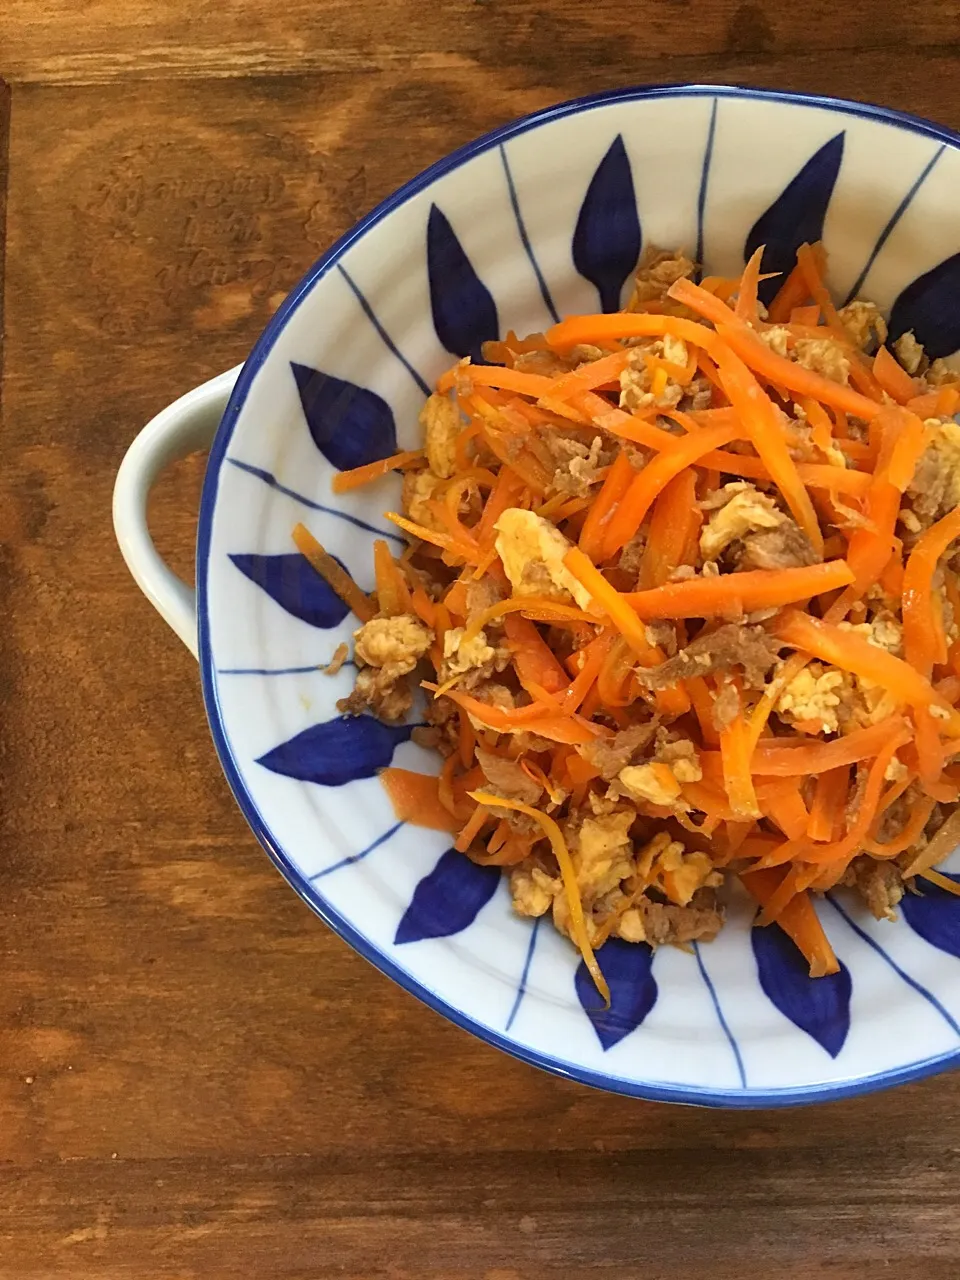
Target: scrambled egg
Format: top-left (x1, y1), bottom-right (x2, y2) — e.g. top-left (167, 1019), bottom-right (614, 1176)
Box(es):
top-left (793, 337), bottom-right (851, 385)
top-left (403, 469), bottom-right (445, 530)
top-left (838, 616), bottom-right (903, 655)
top-left (509, 865), bottom-right (560, 917)
top-left (760, 326), bottom-right (791, 356)
top-left (619, 339), bottom-right (686, 412)
top-left (419, 392), bottom-right (461, 478)
top-left (494, 508), bottom-right (594, 608)
top-left (700, 484), bottom-right (783, 560)
top-left (837, 300), bottom-right (887, 349)
top-left (894, 331), bottom-right (925, 375)
top-left (618, 762), bottom-right (683, 808)
top-left (777, 619), bottom-right (905, 734)
top-left (354, 614), bottom-right (433, 674)
top-left (652, 841), bottom-right (720, 907)
top-left (442, 626), bottom-right (497, 676)
top-left (776, 662), bottom-right (848, 733)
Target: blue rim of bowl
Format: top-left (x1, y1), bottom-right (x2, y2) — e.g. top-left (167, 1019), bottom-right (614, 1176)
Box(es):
top-left (197, 82), bottom-right (960, 1107)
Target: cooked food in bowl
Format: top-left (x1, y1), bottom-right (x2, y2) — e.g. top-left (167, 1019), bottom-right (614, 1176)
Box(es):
top-left (296, 241), bottom-right (960, 1000)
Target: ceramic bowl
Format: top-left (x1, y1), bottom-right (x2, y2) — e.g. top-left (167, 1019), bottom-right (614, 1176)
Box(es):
top-left (114, 85), bottom-right (960, 1106)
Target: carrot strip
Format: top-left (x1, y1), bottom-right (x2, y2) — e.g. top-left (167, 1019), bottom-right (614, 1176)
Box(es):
top-left (802, 725), bottom-right (912, 865)
top-left (863, 793), bottom-right (936, 858)
top-left (548, 312), bottom-right (725, 361)
top-left (455, 802), bottom-right (491, 853)
top-left (903, 507), bottom-right (960, 679)
top-left (667, 278), bottom-right (885, 420)
top-left (292, 523), bottom-right (376, 622)
top-left (719, 693), bottom-right (761, 820)
top-left (775, 610), bottom-right (960, 729)
top-left (380, 768), bottom-right (460, 833)
top-left (373, 539), bottom-right (414, 616)
top-left (620, 560), bottom-right (853, 620)
top-left (546, 349), bottom-right (632, 401)
top-left (757, 780), bottom-right (810, 840)
top-left (741, 868), bottom-right (840, 977)
top-left (807, 766), bottom-right (849, 841)
top-left (600, 422), bottom-right (739, 559)
top-left (504, 613), bottom-right (570, 695)
top-left (767, 248), bottom-right (823, 323)
top-left (747, 716), bottom-right (908, 776)
top-left (461, 364), bottom-right (555, 397)
top-left (734, 246), bottom-right (767, 323)
top-left (469, 790), bottom-right (610, 1003)
top-left (712, 345), bottom-right (824, 556)
top-left (637, 470), bottom-right (701, 589)
top-left (579, 448), bottom-right (636, 560)
top-left (563, 546), bottom-right (661, 661)
top-left (873, 344), bottom-right (918, 404)
top-left (332, 449), bottom-right (425, 493)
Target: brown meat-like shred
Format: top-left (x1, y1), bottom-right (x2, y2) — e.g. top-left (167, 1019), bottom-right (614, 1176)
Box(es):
top-left (475, 747), bottom-right (543, 805)
top-left (712, 681), bottom-right (741, 732)
top-left (635, 623), bottom-right (782, 692)
top-left (733, 519), bottom-right (819, 571)
top-left (845, 857), bottom-right (905, 922)
top-left (635, 893), bottom-right (724, 945)
top-left (582, 723), bottom-right (658, 781)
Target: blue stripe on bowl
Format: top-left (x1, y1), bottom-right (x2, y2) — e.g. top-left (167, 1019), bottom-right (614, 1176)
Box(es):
top-left (826, 894), bottom-right (960, 1038)
top-left (227, 458), bottom-right (406, 544)
top-left (694, 941), bottom-right (747, 1088)
top-left (336, 263), bottom-right (431, 396)
top-left (842, 143), bottom-right (946, 304)
top-left (694, 96), bottom-right (718, 279)
top-left (499, 144), bottom-right (560, 325)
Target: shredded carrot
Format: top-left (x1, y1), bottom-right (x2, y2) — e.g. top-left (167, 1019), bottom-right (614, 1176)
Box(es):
top-left (903, 506), bottom-right (960, 679)
top-left (380, 768), bottom-right (460, 833)
top-left (455, 802), bottom-right (491, 853)
top-left (873, 344), bottom-right (918, 404)
top-left (600, 422), bottom-right (739, 559)
top-left (469, 790), bottom-right (609, 1002)
top-left (712, 345), bottom-right (824, 556)
top-left (292, 523), bottom-right (376, 622)
top-left (332, 449), bottom-right (425, 493)
top-left (920, 868), bottom-right (960, 896)
top-left (372, 539), bottom-right (414, 616)
top-left (621, 560), bottom-right (853, 620)
top-left (578, 448), bottom-right (636, 560)
top-left (807, 766), bottom-right (849, 842)
top-left (318, 248), bottom-right (960, 984)
top-left (637, 470), bottom-right (701, 590)
top-left (775, 610), bottom-right (960, 730)
top-left (719, 697), bottom-right (761, 820)
top-left (741, 867), bottom-right (840, 977)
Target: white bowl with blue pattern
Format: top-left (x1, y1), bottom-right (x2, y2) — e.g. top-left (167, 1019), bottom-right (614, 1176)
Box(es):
top-left (114, 85), bottom-right (960, 1106)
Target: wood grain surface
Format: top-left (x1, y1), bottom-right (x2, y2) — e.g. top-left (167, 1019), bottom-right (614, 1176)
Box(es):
top-left (2, 3), bottom-right (960, 1277)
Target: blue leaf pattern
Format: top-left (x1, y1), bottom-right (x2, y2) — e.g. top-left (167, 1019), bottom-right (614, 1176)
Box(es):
top-left (889, 253), bottom-right (960, 358)
top-left (426, 204), bottom-right (499, 361)
top-left (901, 872), bottom-right (960, 958)
top-left (395, 849), bottom-right (501, 944)
top-left (229, 553), bottom-right (351, 628)
top-left (752, 921), bottom-right (851, 1057)
top-left (256, 715), bottom-right (414, 786)
top-left (573, 136), bottom-right (642, 313)
top-left (291, 363), bottom-right (397, 472)
top-left (575, 939), bottom-right (657, 1051)
top-left (745, 132), bottom-right (845, 307)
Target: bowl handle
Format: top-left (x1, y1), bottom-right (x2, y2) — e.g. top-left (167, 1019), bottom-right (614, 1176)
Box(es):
top-left (113, 367), bottom-right (241, 658)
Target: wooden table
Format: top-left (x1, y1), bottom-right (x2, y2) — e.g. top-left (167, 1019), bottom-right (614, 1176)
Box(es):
top-left (2, 3), bottom-right (960, 1276)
